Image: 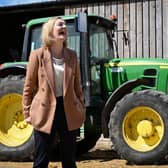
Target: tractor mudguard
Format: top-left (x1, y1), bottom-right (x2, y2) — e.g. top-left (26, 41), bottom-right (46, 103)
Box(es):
top-left (101, 77), bottom-right (151, 137)
top-left (0, 64), bottom-right (27, 78)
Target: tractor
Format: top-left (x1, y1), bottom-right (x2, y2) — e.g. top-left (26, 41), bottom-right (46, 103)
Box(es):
top-left (0, 12), bottom-right (168, 164)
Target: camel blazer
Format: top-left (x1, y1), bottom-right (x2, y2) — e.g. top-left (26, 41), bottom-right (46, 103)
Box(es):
top-left (22, 47), bottom-right (86, 134)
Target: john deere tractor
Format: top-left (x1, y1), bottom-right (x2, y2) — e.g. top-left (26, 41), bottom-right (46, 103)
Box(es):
top-left (0, 12), bottom-right (168, 164)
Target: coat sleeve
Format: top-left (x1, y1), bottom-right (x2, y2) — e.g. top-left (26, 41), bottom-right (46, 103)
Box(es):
top-left (74, 51), bottom-right (85, 110)
top-left (22, 51), bottom-right (39, 119)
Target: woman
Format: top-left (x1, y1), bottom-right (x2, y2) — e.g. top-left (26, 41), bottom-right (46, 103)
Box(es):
top-left (22, 17), bottom-right (86, 168)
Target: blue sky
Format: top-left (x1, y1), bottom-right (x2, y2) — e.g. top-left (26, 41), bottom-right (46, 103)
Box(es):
top-left (0, 0), bottom-right (55, 7)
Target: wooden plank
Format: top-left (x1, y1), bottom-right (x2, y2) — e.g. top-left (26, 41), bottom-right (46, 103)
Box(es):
top-left (162, 0), bottom-right (168, 58)
top-left (104, 2), bottom-right (112, 58)
top-left (111, 1), bottom-right (118, 58)
top-left (87, 3), bottom-right (93, 15)
top-left (143, 0), bottom-right (149, 58)
top-left (117, 1), bottom-right (124, 58)
top-left (111, 1), bottom-right (117, 16)
top-left (99, 2), bottom-right (105, 17)
top-left (98, 3), bottom-right (105, 58)
top-left (130, 1), bottom-right (137, 58)
top-left (65, 6), bottom-right (69, 15)
top-left (105, 1), bottom-right (112, 18)
top-left (136, 1), bottom-right (143, 58)
top-left (149, 0), bottom-right (156, 58)
top-left (123, 1), bottom-right (130, 58)
top-left (156, 0), bottom-right (163, 58)
top-left (93, 2), bottom-right (99, 15)
top-left (81, 3), bottom-right (88, 13)
top-left (75, 5), bottom-right (82, 14)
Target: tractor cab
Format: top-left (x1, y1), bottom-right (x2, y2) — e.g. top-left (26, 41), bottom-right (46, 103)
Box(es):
top-left (21, 14), bottom-right (117, 107)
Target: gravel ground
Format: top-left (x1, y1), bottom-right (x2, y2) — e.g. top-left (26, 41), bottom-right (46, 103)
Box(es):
top-left (0, 135), bottom-right (168, 168)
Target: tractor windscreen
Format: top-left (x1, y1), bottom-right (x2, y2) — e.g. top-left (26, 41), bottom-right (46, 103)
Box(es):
top-left (29, 18), bottom-right (113, 60)
top-left (30, 22), bottom-right (80, 58)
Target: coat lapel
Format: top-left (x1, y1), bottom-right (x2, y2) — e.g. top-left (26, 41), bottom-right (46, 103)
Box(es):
top-left (63, 48), bottom-right (73, 97)
top-left (42, 48), bottom-right (56, 95)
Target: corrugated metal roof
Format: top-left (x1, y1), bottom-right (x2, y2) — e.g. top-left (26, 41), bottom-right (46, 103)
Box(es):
top-left (0, 0), bottom-right (108, 7)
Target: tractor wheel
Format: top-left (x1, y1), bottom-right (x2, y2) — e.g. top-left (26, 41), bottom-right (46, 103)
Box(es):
top-left (108, 90), bottom-right (168, 165)
top-left (0, 75), bottom-right (34, 161)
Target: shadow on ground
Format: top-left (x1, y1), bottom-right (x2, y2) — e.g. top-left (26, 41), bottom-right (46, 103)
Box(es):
top-left (49, 147), bottom-right (120, 162)
top-left (77, 149), bottom-right (120, 161)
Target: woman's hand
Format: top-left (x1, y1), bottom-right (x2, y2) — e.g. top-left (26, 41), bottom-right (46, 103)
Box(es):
top-left (25, 116), bottom-right (32, 124)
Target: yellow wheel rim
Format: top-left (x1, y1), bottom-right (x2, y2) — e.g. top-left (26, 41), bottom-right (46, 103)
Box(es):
top-left (0, 93), bottom-right (33, 147)
top-left (122, 106), bottom-right (164, 152)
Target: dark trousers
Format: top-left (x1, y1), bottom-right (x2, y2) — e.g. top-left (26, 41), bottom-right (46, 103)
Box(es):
top-left (33, 97), bottom-right (77, 168)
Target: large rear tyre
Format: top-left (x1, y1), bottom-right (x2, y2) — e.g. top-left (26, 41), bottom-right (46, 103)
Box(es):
top-left (0, 75), bottom-right (34, 161)
top-left (109, 90), bottom-right (168, 165)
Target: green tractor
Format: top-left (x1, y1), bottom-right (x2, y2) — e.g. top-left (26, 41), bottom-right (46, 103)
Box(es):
top-left (0, 12), bottom-right (168, 164)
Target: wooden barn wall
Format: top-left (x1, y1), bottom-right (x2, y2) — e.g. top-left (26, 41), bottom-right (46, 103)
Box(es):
top-left (65, 0), bottom-right (168, 59)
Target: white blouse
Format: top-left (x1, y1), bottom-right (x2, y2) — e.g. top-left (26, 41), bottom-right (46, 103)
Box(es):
top-left (52, 57), bottom-right (64, 97)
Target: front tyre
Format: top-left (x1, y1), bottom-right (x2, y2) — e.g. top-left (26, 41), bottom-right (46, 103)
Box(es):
top-left (108, 90), bottom-right (168, 164)
top-left (0, 75), bottom-right (34, 161)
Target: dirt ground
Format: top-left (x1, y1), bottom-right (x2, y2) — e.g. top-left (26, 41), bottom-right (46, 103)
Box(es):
top-left (1, 135), bottom-right (168, 168)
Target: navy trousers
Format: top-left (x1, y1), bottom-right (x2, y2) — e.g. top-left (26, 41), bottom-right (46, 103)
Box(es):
top-left (33, 97), bottom-right (77, 168)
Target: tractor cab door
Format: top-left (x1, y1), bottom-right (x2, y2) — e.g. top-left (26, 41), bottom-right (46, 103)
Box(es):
top-left (87, 16), bottom-right (116, 103)
top-left (89, 22), bottom-right (113, 97)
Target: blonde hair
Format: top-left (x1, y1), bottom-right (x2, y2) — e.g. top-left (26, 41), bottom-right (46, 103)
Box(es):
top-left (41, 16), bottom-right (67, 48)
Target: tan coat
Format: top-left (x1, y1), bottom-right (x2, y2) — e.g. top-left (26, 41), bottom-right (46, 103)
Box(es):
top-left (22, 47), bottom-right (86, 134)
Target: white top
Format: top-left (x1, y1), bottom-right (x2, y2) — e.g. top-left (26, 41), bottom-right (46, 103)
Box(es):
top-left (52, 57), bottom-right (64, 97)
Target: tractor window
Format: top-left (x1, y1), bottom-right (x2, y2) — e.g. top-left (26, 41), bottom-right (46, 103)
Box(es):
top-left (30, 23), bottom-right (80, 59)
top-left (89, 24), bottom-right (111, 59)
top-left (31, 26), bottom-right (42, 51)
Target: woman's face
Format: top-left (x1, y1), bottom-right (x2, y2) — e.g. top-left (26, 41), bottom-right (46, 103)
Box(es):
top-left (52, 18), bottom-right (67, 43)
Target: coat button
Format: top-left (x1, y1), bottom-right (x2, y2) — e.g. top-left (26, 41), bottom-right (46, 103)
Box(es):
top-left (42, 88), bottom-right (45, 92)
